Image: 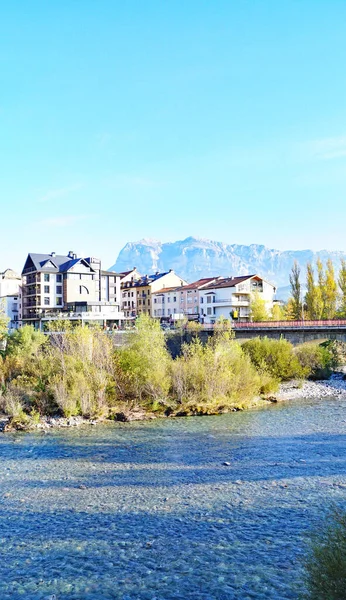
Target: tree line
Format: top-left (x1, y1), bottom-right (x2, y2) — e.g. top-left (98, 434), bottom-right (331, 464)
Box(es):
top-left (288, 258), bottom-right (346, 320)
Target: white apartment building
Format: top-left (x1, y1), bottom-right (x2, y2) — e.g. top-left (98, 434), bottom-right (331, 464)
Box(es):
top-left (152, 277), bottom-right (222, 321)
top-left (0, 269), bottom-right (22, 331)
top-left (199, 275), bottom-right (276, 324)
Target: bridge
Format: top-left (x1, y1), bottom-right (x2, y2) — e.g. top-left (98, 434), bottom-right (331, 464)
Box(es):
top-left (205, 319), bottom-right (346, 345)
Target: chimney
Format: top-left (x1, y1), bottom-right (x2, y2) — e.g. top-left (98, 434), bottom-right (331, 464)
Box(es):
top-left (51, 252), bottom-right (56, 257)
top-left (68, 250), bottom-right (74, 258)
top-left (73, 253), bottom-right (77, 259)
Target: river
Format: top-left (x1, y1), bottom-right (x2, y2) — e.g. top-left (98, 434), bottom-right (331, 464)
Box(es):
top-left (0, 396), bottom-right (345, 599)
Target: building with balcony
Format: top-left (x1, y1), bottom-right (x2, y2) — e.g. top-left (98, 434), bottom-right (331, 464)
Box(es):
top-left (152, 277), bottom-right (222, 321)
top-left (199, 275), bottom-right (276, 324)
top-left (21, 252), bottom-right (124, 329)
top-left (122, 270), bottom-right (187, 319)
top-left (0, 269), bottom-right (22, 331)
top-left (120, 268), bottom-right (142, 318)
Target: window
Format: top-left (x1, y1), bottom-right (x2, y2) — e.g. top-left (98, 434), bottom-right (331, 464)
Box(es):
top-left (79, 285), bottom-right (89, 295)
top-left (56, 297), bottom-right (63, 306)
top-left (44, 297), bottom-right (50, 305)
top-left (44, 274), bottom-right (50, 282)
top-left (207, 307), bottom-right (212, 315)
top-left (56, 286), bottom-right (62, 294)
top-left (194, 296), bottom-right (197, 302)
top-left (207, 296), bottom-right (211, 303)
top-left (173, 297), bottom-right (176, 302)
top-left (44, 285), bottom-right (50, 293)
top-left (167, 297), bottom-right (170, 303)
top-left (200, 297), bottom-right (204, 303)
top-left (56, 274), bottom-right (62, 282)
top-left (154, 298), bottom-right (157, 304)
top-left (139, 300), bottom-right (142, 305)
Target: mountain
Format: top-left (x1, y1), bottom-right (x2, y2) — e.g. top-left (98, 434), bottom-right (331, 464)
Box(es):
top-left (110, 237), bottom-right (346, 299)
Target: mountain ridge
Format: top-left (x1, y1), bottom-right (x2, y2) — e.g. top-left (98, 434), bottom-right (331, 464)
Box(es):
top-left (110, 237), bottom-right (346, 299)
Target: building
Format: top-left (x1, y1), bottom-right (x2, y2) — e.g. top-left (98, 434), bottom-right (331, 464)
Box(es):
top-left (120, 268), bottom-right (142, 318)
top-left (0, 269), bottom-right (22, 331)
top-left (152, 277), bottom-right (221, 322)
top-left (199, 275), bottom-right (276, 324)
top-left (21, 251), bottom-right (124, 329)
top-left (122, 270), bottom-right (187, 319)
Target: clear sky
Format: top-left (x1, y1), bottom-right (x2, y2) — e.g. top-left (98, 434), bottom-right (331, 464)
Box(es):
top-left (1, 1), bottom-right (346, 272)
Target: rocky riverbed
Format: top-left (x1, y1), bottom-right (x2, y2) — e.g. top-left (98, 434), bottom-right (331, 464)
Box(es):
top-left (278, 371), bottom-right (346, 401)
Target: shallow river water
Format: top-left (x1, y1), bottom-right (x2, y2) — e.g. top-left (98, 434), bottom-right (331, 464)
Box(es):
top-left (0, 397), bottom-right (346, 600)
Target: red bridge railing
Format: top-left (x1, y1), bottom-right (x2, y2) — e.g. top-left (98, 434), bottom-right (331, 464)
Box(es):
top-left (232, 319), bottom-right (346, 329)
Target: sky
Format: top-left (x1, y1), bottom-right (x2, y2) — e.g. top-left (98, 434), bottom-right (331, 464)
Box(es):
top-left (1, 1), bottom-right (346, 272)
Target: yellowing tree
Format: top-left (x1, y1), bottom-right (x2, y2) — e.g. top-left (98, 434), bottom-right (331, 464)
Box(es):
top-left (338, 259), bottom-right (346, 317)
top-left (250, 291), bottom-right (269, 322)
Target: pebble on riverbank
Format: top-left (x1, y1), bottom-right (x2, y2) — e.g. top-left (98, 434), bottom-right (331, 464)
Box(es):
top-left (278, 372), bottom-right (346, 401)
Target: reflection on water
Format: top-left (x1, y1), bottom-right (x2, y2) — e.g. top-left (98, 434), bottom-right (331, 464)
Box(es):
top-left (0, 397), bottom-right (345, 599)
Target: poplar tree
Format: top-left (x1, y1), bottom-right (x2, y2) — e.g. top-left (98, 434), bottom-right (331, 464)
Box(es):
top-left (315, 258), bottom-right (324, 319)
top-left (305, 263), bottom-right (318, 319)
top-left (338, 259), bottom-right (346, 317)
top-left (289, 261), bottom-right (302, 319)
top-left (323, 259), bottom-right (337, 319)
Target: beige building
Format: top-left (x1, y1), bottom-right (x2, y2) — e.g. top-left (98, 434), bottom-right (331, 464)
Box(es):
top-left (122, 270), bottom-right (187, 319)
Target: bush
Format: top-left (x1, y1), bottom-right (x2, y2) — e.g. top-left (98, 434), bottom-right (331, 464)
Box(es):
top-left (114, 315), bottom-right (172, 405)
top-left (295, 344), bottom-right (334, 380)
top-left (242, 337), bottom-right (306, 381)
top-left (171, 333), bottom-right (265, 413)
top-left (301, 509), bottom-right (346, 599)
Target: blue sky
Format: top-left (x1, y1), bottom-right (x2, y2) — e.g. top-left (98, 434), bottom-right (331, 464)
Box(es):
top-left (1, 1), bottom-right (346, 271)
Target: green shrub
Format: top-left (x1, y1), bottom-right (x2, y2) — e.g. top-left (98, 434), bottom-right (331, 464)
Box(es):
top-left (295, 344), bottom-right (334, 380)
top-left (242, 337), bottom-right (306, 381)
top-left (171, 333), bottom-right (264, 413)
top-left (301, 509), bottom-right (346, 599)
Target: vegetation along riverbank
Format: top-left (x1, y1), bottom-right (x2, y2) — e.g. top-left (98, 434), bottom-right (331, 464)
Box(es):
top-left (0, 316), bottom-right (345, 431)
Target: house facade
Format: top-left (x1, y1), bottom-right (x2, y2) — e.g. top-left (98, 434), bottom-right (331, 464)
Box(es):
top-left (21, 252), bottom-right (124, 329)
top-left (122, 270), bottom-right (187, 319)
top-left (120, 268), bottom-right (142, 318)
top-left (199, 275), bottom-right (276, 324)
top-left (152, 277), bottom-right (222, 321)
top-left (0, 269), bottom-right (22, 331)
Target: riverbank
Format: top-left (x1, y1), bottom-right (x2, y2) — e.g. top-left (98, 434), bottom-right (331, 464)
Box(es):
top-left (2, 372), bottom-right (346, 432)
top-left (278, 371), bottom-right (346, 401)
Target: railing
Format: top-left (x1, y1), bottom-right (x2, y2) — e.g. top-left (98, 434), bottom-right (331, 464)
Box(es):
top-left (196, 320), bottom-right (346, 331)
top-left (233, 319), bottom-right (346, 329)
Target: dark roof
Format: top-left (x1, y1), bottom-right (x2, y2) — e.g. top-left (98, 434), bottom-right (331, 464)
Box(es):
top-left (180, 277), bottom-right (220, 291)
top-left (22, 253), bottom-right (96, 275)
top-left (203, 275), bottom-right (256, 290)
top-left (101, 270), bottom-right (121, 277)
top-left (132, 272), bottom-right (172, 288)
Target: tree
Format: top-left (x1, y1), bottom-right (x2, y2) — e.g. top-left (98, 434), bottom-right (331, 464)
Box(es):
top-left (289, 261), bottom-right (302, 319)
top-left (249, 291), bottom-right (269, 322)
top-left (270, 303), bottom-right (286, 321)
top-left (305, 262), bottom-right (323, 320)
top-left (0, 299), bottom-right (9, 342)
top-left (338, 259), bottom-right (346, 317)
top-left (322, 259), bottom-right (337, 319)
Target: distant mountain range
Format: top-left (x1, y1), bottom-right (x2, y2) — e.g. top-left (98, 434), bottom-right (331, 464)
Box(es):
top-left (110, 237), bottom-right (346, 300)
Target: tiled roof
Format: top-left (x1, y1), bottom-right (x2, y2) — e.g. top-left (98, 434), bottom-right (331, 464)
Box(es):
top-left (180, 277), bottom-right (220, 291)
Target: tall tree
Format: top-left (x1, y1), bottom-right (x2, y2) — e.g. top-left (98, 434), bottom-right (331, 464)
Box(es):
top-left (315, 258), bottom-right (324, 319)
top-left (289, 261), bottom-right (302, 319)
top-left (323, 259), bottom-right (338, 319)
top-left (338, 259), bottom-right (346, 317)
top-left (305, 263), bottom-right (319, 320)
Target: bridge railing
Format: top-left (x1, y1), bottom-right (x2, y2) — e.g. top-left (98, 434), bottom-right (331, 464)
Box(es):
top-left (232, 319), bottom-right (346, 329)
